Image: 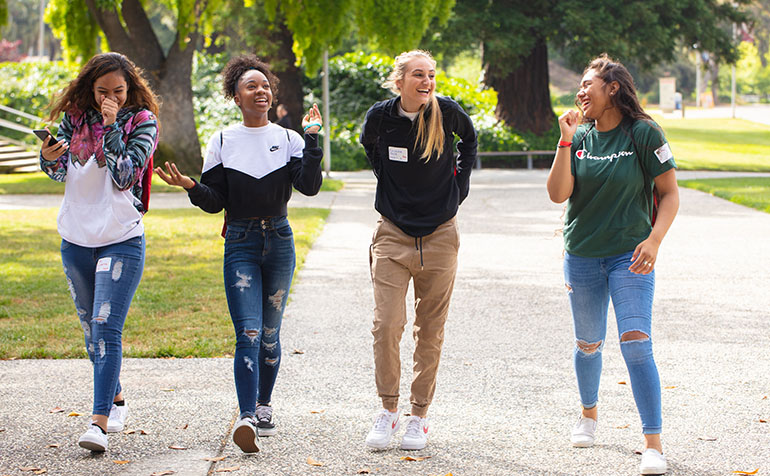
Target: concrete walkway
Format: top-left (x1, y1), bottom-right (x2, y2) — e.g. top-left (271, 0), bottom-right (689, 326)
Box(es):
top-left (1, 170), bottom-right (768, 476)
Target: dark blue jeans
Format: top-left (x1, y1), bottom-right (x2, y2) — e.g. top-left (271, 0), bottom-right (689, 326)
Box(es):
top-left (61, 235), bottom-right (145, 417)
top-left (224, 217), bottom-right (295, 419)
top-left (564, 251), bottom-right (662, 434)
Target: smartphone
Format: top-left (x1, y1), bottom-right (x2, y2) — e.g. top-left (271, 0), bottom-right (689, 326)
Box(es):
top-left (33, 129), bottom-right (58, 147)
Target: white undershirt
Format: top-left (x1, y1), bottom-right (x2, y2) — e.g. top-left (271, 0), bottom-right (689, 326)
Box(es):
top-left (397, 103), bottom-right (419, 122)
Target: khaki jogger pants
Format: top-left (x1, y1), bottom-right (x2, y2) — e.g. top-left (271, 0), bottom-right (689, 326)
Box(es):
top-left (369, 215), bottom-right (459, 417)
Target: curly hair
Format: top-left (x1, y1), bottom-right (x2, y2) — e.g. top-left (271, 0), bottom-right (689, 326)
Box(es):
top-left (221, 54), bottom-right (279, 102)
top-left (47, 52), bottom-right (160, 123)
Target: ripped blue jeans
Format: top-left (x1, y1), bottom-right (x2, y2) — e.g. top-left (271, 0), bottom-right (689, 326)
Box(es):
top-left (223, 217), bottom-right (295, 419)
top-left (61, 235), bottom-right (145, 417)
top-left (564, 251), bottom-right (662, 434)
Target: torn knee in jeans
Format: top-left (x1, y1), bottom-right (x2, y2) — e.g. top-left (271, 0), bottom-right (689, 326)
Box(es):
top-left (620, 330), bottom-right (649, 342)
top-left (576, 339), bottom-right (602, 354)
top-left (565, 282), bottom-right (573, 294)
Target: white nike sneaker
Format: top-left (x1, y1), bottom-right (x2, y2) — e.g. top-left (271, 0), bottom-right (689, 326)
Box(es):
top-left (400, 415), bottom-right (429, 450)
top-left (365, 409), bottom-right (400, 449)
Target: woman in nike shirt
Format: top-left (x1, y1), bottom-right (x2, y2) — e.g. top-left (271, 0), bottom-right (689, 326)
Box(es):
top-left (547, 54), bottom-right (678, 475)
top-left (155, 55), bottom-right (323, 454)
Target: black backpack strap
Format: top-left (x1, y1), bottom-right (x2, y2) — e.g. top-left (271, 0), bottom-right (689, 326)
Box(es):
top-left (220, 130), bottom-right (223, 148)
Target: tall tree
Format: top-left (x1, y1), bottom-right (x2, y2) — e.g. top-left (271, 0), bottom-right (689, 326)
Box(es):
top-left (45, 0), bottom-right (224, 174)
top-left (429, 0), bottom-right (750, 136)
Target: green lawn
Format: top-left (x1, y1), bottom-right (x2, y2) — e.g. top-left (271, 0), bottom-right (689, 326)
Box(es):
top-left (678, 177), bottom-right (770, 214)
top-left (0, 172), bottom-right (344, 194)
top-left (652, 116), bottom-right (770, 172)
top-left (0, 207), bottom-right (329, 359)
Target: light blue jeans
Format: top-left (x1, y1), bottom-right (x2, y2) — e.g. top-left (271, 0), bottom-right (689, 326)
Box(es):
top-left (564, 251), bottom-right (662, 434)
top-left (223, 217), bottom-right (295, 419)
top-left (61, 235), bottom-right (145, 417)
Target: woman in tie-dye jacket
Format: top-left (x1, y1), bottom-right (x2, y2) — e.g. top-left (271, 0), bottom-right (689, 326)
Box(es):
top-left (39, 52), bottom-right (159, 453)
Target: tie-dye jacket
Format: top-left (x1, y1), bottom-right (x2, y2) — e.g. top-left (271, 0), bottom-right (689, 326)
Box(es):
top-left (40, 107), bottom-right (158, 213)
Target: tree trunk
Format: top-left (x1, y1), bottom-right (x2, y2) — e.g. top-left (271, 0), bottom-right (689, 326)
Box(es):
top-left (267, 21), bottom-right (304, 134)
top-left (83, 0), bottom-right (203, 175)
top-left (151, 40), bottom-right (202, 175)
top-left (484, 37), bottom-right (555, 136)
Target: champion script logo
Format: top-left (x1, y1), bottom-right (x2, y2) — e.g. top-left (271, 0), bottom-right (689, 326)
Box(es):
top-left (270, 145), bottom-right (280, 152)
top-left (575, 148), bottom-right (633, 163)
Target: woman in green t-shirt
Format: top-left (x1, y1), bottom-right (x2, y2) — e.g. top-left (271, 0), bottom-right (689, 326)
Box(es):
top-left (546, 54), bottom-right (679, 476)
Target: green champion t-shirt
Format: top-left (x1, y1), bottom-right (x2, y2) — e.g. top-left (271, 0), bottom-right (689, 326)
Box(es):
top-left (564, 117), bottom-right (676, 258)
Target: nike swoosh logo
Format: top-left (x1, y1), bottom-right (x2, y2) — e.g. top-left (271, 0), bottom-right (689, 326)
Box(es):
top-left (386, 128), bottom-right (396, 133)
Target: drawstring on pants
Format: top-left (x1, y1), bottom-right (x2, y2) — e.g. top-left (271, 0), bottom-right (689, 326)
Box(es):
top-left (414, 236), bottom-right (424, 269)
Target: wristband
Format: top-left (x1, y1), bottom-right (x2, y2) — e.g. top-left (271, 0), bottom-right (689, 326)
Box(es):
top-left (303, 123), bottom-right (322, 132)
top-left (558, 140), bottom-right (572, 148)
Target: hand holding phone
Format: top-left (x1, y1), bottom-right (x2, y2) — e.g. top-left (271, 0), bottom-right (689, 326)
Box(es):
top-left (33, 129), bottom-right (57, 147)
top-left (36, 128), bottom-right (68, 161)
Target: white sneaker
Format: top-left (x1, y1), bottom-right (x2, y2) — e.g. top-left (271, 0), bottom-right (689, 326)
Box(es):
top-left (571, 416), bottom-right (597, 447)
top-left (107, 403), bottom-right (128, 433)
top-left (256, 405), bottom-right (276, 437)
top-left (365, 409), bottom-right (400, 449)
top-left (78, 425), bottom-right (108, 452)
top-left (401, 415), bottom-right (429, 450)
top-left (640, 448), bottom-right (667, 475)
top-left (232, 417), bottom-right (259, 453)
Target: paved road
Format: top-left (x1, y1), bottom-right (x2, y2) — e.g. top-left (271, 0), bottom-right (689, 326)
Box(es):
top-left (1, 170), bottom-right (768, 476)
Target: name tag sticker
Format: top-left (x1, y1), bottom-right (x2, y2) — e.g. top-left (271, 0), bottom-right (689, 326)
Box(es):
top-left (654, 142), bottom-right (673, 164)
top-left (96, 257), bottom-right (112, 273)
top-left (388, 147), bottom-right (408, 162)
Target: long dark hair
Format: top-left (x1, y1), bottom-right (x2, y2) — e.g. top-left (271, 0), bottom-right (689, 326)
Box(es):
top-left (48, 52), bottom-right (160, 122)
top-left (577, 54), bottom-right (652, 124)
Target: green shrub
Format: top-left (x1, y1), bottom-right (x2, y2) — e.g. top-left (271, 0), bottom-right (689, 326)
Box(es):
top-left (0, 60), bottom-right (77, 144)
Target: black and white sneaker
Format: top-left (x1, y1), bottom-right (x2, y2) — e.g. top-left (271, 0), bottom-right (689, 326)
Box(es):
top-left (256, 404), bottom-right (276, 437)
top-left (232, 416), bottom-right (259, 453)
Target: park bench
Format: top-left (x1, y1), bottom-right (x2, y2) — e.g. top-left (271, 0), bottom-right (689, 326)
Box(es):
top-left (475, 150), bottom-right (553, 169)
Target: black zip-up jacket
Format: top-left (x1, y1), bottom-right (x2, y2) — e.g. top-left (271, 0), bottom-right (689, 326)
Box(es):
top-left (360, 96), bottom-right (477, 237)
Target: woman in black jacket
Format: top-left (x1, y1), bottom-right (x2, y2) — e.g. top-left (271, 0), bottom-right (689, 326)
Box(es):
top-left (359, 49), bottom-right (477, 451)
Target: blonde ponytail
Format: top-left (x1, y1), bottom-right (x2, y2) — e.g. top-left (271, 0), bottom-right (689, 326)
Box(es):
top-left (383, 50), bottom-right (445, 161)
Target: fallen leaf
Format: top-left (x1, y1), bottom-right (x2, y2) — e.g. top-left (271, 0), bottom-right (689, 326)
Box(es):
top-left (307, 457), bottom-right (324, 467)
top-left (214, 467), bottom-right (240, 473)
top-left (203, 457), bottom-right (226, 462)
top-left (34, 471), bottom-right (46, 475)
top-left (112, 460), bottom-right (130, 465)
top-left (45, 444), bottom-right (60, 448)
top-left (161, 388), bottom-right (175, 392)
top-left (0, 428), bottom-right (4, 432)
top-left (357, 469), bottom-right (371, 474)
top-left (66, 412), bottom-right (81, 417)
top-left (634, 450), bottom-right (642, 455)
top-left (48, 407), bottom-right (64, 414)
top-left (123, 429), bottom-right (148, 435)
top-left (664, 386), bottom-right (677, 389)
top-left (168, 445), bottom-right (187, 450)
top-left (732, 470), bottom-right (759, 475)
top-left (615, 424), bottom-right (630, 429)
top-left (292, 349), bottom-right (305, 354)
top-left (19, 468), bottom-right (42, 472)
top-left (177, 424), bottom-right (189, 430)
top-left (310, 409), bottom-right (325, 414)
top-left (763, 395), bottom-right (767, 400)
top-left (150, 472), bottom-right (176, 476)
top-left (617, 381), bottom-right (627, 385)
top-left (760, 419), bottom-right (767, 423)
top-left (697, 437), bottom-right (717, 441)
top-left (400, 456), bottom-right (431, 461)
